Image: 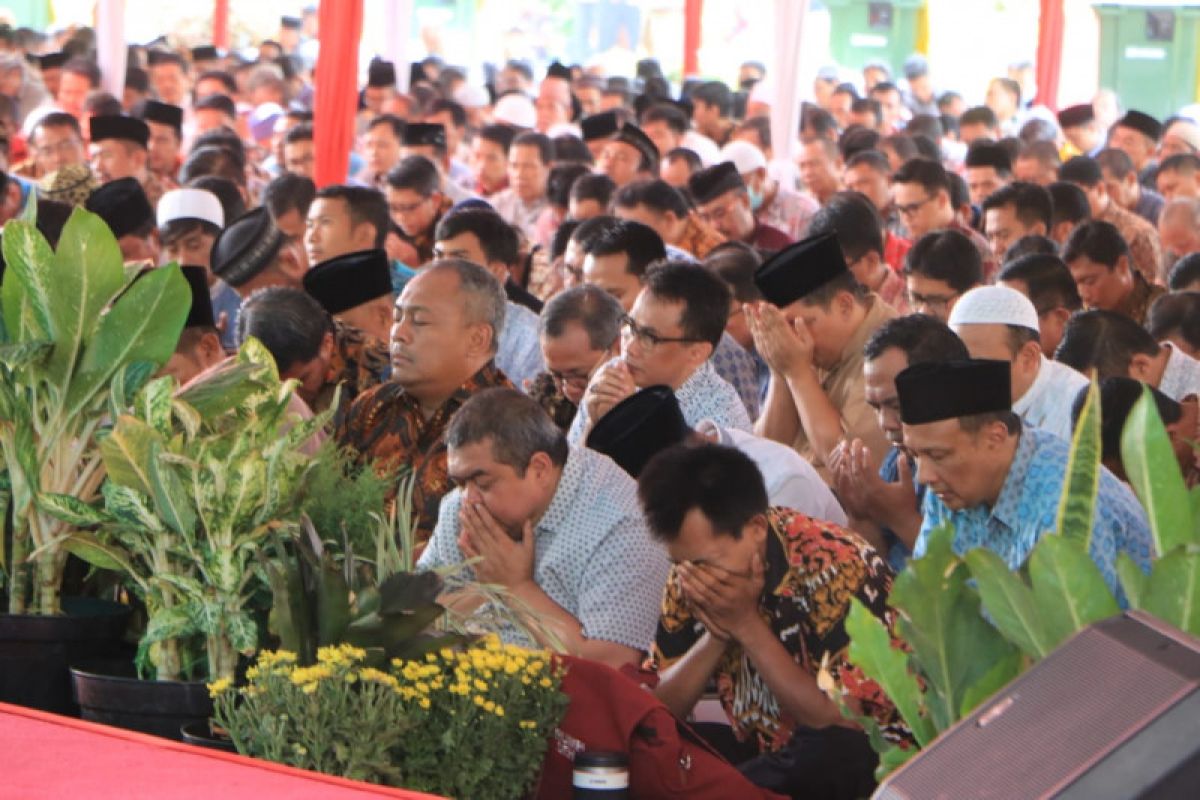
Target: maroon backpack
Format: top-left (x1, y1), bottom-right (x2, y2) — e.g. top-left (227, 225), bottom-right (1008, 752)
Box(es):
top-left (533, 655), bottom-right (787, 800)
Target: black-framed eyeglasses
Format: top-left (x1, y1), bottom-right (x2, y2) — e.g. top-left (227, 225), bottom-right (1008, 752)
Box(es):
top-left (620, 315), bottom-right (706, 349)
top-left (895, 195), bottom-right (934, 218)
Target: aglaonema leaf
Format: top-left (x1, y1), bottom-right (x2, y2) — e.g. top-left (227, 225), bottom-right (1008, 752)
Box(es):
top-left (99, 415), bottom-right (162, 494)
top-left (0, 219), bottom-right (54, 343)
top-left (37, 492), bottom-right (110, 528)
top-left (146, 439), bottom-right (197, 538)
top-left (964, 547), bottom-right (1055, 660)
top-left (1027, 534), bottom-right (1119, 643)
top-left (892, 525), bottom-right (1020, 733)
top-left (1056, 377), bottom-right (1100, 546)
top-left (844, 597), bottom-right (936, 747)
top-left (44, 208), bottom-right (127, 393)
top-left (175, 358), bottom-right (269, 419)
top-left (62, 531), bottom-right (138, 578)
top-left (1140, 547), bottom-right (1200, 637)
top-left (1121, 387), bottom-right (1191, 557)
top-left (64, 263), bottom-right (189, 421)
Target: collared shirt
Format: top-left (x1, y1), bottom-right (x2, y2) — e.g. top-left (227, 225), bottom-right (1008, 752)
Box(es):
top-left (1158, 342), bottom-right (1200, 402)
top-left (915, 427), bottom-right (1153, 603)
top-left (651, 507), bottom-right (908, 753)
top-left (1099, 201), bottom-right (1164, 285)
top-left (314, 320), bottom-right (392, 424)
top-left (1113, 271), bottom-right (1167, 326)
top-left (710, 332), bottom-right (763, 420)
top-left (496, 300), bottom-right (545, 391)
top-left (489, 188), bottom-right (549, 242)
top-left (336, 361), bottom-right (512, 546)
top-left (1014, 356), bottom-right (1089, 441)
top-left (757, 185), bottom-right (817, 242)
top-left (418, 445), bottom-right (670, 651)
top-left (1133, 188), bottom-right (1165, 227)
top-left (568, 359), bottom-right (752, 445)
top-left (697, 421), bottom-right (847, 525)
top-left (788, 295), bottom-right (896, 481)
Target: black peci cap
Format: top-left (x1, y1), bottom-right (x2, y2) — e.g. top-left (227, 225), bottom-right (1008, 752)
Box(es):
top-left (895, 359), bottom-right (1012, 425)
top-left (612, 122), bottom-right (660, 171)
top-left (687, 161), bottom-right (744, 205)
top-left (1116, 110), bottom-right (1162, 142)
top-left (753, 232), bottom-right (848, 308)
top-left (85, 177), bottom-right (155, 239)
top-left (139, 100), bottom-right (183, 133)
top-left (89, 115), bottom-right (150, 148)
top-left (586, 386), bottom-right (692, 478)
top-left (303, 249), bottom-right (393, 314)
top-left (401, 122), bottom-right (446, 149)
top-left (1056, 103), bottom-right (1095, 129)
top-left (210, 207), bottom-right (285, 287)
top-left (580, 111), bottom-right (620, 142)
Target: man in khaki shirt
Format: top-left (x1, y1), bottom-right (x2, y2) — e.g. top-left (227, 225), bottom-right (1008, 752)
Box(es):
top-left (748, 232), bottom-right (895, 482)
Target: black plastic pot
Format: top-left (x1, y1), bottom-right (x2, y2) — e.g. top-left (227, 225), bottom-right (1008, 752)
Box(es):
top-left (70, 660), bottom-right (212, 740)
top-left (0, 597), bottom-right (131, 716)
top-left (180, 720), bottom-right (237, 753)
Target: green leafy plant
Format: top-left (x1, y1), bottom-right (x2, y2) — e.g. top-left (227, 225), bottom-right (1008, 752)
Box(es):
top-left (49, 340), bottom-right (329, 681)
top-left (211, 638), bottom-right (569, 799)
top-left (0, 208), bottom-right (189, 615)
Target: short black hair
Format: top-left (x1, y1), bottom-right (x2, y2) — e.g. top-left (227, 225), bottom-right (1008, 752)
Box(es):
top-left (191, 126), bottom-right (246, 166)
top-left (125, 66), bottom-right (149, 94)
top-left (1147, 291), bottom-right (1200, 351)
top-left (960, 106), bottom-right (998, 130)
top-left (313, 184), bottom-right (389, 248)
top-left (1168, 252), bottom-right (1200, 289)
top-left (1000, 253), bottom-right (1082, 313)
top-left (801, 107), bottom-right (838, 138)
top-left (806, 190), bottom-right (884, 260)
top-left (981, 181), bottom-right (1053, 231)
top-left (446, 388), bottom-right (569, 474)
top-left (664, 147), bottom-right (702, 174)
top-left (1059, 155), bottom-right (1103, 188)
top-left (33, 111), bottom-right (82, 138)
top-left (188, 175), bottom-right (245, 223)
top-left (159, 218), bottom-right (221, 248)
top-left (237, 287), bottom-right (333, 374)
top-left (1072, 377), bottom-right (1181, 464)
top-left (477, 124), bottom-right (516, 153)
top-left (1158, 152), bottom-right (1200, 176)
top-left (180, 145), bottom-right (246, 187)
top-left (512, 131), bottom-right (553, 165)
top-left (570, 172), bottom-right (617, 208)
top-left (641, 102), bottom-right (688, 134)
top-left (435, 208), bottom-right (519, 267)
top-left (892, 156), bottom-right (950, 195)
top-left (904, 229), bottom-right (983, 291)
top-left (850, 97), bottom-right (882, 128)
top-left (62, 57), bottom-right (100, 86)
top-left (572, 214), bottom-right (622, 251)
top-left (845, 148), bottom-right (891, 175)
top-left (965, 141), bottom-right (1013, 175)
top-left (839, 126), bottom-right (882, 160)
top-left (1062, 220), bottom-right (1129, 269)
top-left (193, 92), bottom-right (237, 119)
top-left (882, 134), bottom-right (919, 164)
top-left (264, 173), bottom-right (317, 223)
top-left (367, 113), bottom-right (406, 140)
top-left (547, 162), bottom-right (593, 209)
top-left (1003, 234), bottom-right (1059, 264)
top-left (1017, 139), bottom-right (1062, 170)
top-left (1048, 180), bottom-right (1091, 228)
top-left (1019, 117), bottom-right (1058, 144)
top-left (691, 81), bottom-right (732, 117)
top-left (613, 178), bottom-right (689, 218)
top-left (1095, 147), bottom-right (1136, 180)
top-left (427, 98), bottom-right (467, 128)
top-left (644, 260), bottom-right (731, 349)
top-left (386, 154), bottom-right (441, 196)
top-left (1055, 309), bottom-right (1159, 378)
top-left (586, 218), bottom-right (666, 279)
top-left (702, 241), bottom-right (762, 304)
top-left (637, 443), bottom-right (768, 542)
top-left (196, 69), bottom-right (238, 95)
top-left (551, 134), bottom-right (593, 165)
top-left (906, 114), bottom-right (944, 143)
top-left (283, 122), bottom-right (313, 144)
top-left (863, 313), bottom-right (970, 363)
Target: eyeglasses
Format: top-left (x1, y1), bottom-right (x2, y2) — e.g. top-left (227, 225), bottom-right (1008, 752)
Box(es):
top-left (895, 195), bottom-right (934, 218)
top-left (620, 315), bottom-right (705, 350)
top-left (906, 289), bottom-right (960, 312)
top-left (390, 198), bottom-right (431, 215)
top-left (548, 351), bottom-right (611, 391)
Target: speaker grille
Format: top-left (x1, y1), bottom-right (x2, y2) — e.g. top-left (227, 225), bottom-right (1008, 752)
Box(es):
top-left (875, 616), bottom-right (1199, 799)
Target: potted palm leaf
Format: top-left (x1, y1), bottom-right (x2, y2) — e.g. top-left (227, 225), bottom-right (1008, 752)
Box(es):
top-left (0, 207), bottom-right (190, 713)
top-left (63, 339), bottom-right (330, 739)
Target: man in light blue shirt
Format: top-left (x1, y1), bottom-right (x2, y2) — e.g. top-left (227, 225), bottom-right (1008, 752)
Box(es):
top-left (418, 388), bottom-right (669, 669)
top-left (900, 359), bottom-right (1153, 603)
top-left (949, 285), bottom-right (1087, 441)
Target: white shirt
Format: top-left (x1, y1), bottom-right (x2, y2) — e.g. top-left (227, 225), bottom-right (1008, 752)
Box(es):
top-left (1014, 356), bottom-right (1089, 441)
top-left (496, 301), bottom-right (545, 392)
top-left (696, 420), bottom-right (848, 526)
top-left (488, 188), bottom-right (548, 242)
top-left (1159, 343), bottom-right (1200, 402)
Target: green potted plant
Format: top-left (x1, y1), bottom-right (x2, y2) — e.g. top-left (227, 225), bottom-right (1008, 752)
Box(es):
top-left (835, 379), bottom-right (1200, 777)
top-left (62, 339), bottom-right (330, 738)
top-left (0, 207), bottom-right (190, 713)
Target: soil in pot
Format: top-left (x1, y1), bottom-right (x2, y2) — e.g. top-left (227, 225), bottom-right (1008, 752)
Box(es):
top-left (180, 720), bottom-right (237, 753)
top-left (0, 597), bottom-right (132, 716)
top-left (70, 659), bottom-right (212, 740)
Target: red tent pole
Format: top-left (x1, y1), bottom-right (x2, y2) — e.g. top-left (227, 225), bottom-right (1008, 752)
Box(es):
top-left (313, 0), bottom-right (364, 187)
top-left (1034, 0), bottom-right (1065, 110)
top-left (684, 0), bottom-right (702, 77)
top-left (213, 0), bottom-right (229, 50)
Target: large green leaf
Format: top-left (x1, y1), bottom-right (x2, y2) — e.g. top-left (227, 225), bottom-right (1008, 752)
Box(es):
top-left (37, 492), bottom-right (110, 528)
top-left (892, 525), bottom-right (1020, 732)
top-left (99, 415), bottom-right (161, 494)
top-left (1121, 387), bottom-right (1192, 556)
top-left (959, 648), bottom-right (1023, 716)
top-left (146, 440), bottom-right (197, 538)
top-left (964, 547), bottom-right (1055, 660)
top-left (1056, 378), bottom-right (1100, 546)
top-left (1027, 535), bottom-right (1120, 644)
top-left (0, 340), bottom-right (52, 370)
top-left (1140, 548), bottom-right (1200, 637)
top-left (64, 264), bottom-right (189, 421)
top-left (175, 359), bottom-right (269, 419)
top-left (62, 531), bottom-right (138, 577)
top-left (0, 219), bottom-right (54, 343)
top-left (1116, 553), bottom-right (1149, 609)
top-left (845, 598), bottom-right (937, 747)
top-left (44, 208), bottom-right (127, 392)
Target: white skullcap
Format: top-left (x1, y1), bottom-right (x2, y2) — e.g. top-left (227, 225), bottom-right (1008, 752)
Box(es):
top-left (492, 93), bottom-right (536, 129)
top-left (948, 285), bottom-right (1039, 334)
top-left (454, 84), bottom-right (490, 109)
top-left (720, 140), bottom-right (768, 175)
top-left (157, 188), bottom-right (225, 229)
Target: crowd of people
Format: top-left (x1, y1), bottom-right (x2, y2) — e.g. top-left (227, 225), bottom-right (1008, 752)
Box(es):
top-left (2, 16), bottom-right (1199, 799)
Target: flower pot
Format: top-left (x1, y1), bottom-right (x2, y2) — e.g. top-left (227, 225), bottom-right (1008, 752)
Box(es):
top-left (70, 660), bottom-right (212, 740)
top-left (180, 720), bottom-right (237, 753)
top-left (0, 597), bottom-right (131, 716)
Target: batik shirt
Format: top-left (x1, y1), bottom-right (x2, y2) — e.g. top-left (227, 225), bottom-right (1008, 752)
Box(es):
top-left (1100, 201), bottom-right (1164, 285)
top-left (398, 195), bottom-right (455, 265)
top-left (651, 507), bottom-right (909, 753)
top-left (336, 362), bottom-right (512, 546)
top-left (1113, 272), bottom-right (1167, 326)
top-left (313, 320), bottom-right (391, 424)
top-left (916, 427), bottom-right (1153, 603)
top-left (711, 332), bottom-right (763, 420)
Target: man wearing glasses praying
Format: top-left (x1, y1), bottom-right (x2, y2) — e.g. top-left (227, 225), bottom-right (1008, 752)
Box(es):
top-left (568, 261), bottom-right (752, 445)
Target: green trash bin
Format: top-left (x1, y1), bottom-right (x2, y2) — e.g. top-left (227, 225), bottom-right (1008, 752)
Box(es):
top-left (1095, 3), bottom-right (1200, 119)
top-left (824, 0), bottom-right (926, 76)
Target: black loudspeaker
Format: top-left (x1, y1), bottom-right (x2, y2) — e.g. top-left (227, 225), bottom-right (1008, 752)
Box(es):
top-left (874, 611), bottom-right (1200, 799)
